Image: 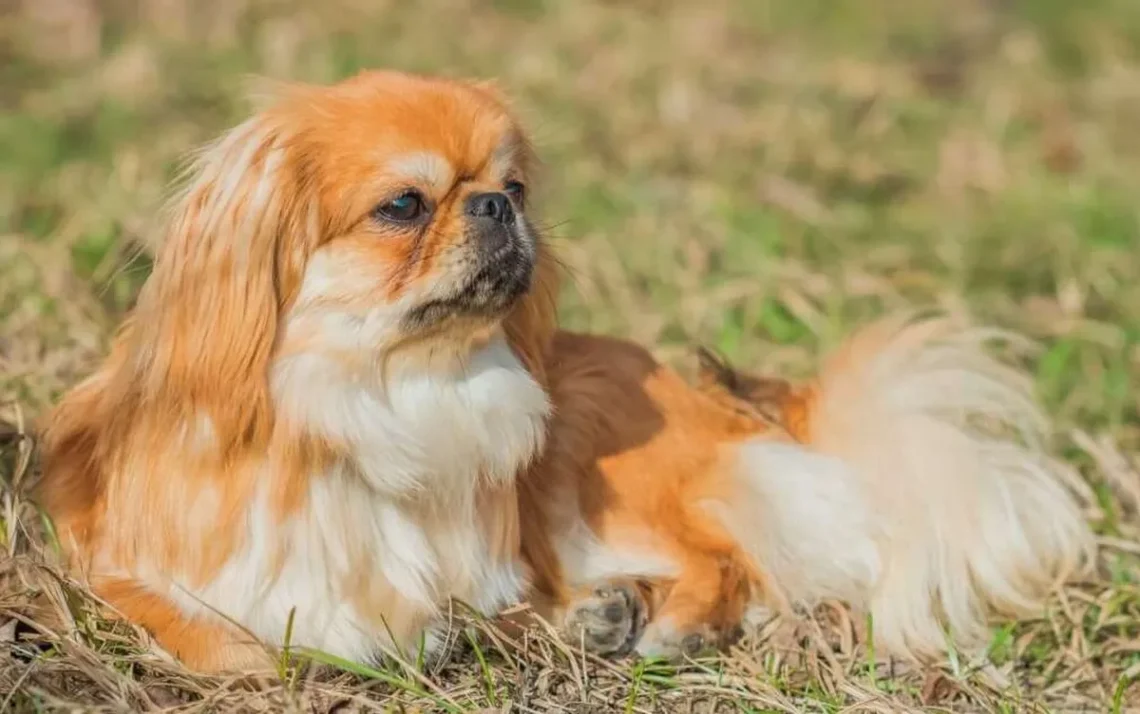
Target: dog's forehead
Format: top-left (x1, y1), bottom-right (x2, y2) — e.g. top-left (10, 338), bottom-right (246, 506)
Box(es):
top-left (385, 103), bottom-right (519, 178)
top-left (324, 77), bottom-right (522, 180)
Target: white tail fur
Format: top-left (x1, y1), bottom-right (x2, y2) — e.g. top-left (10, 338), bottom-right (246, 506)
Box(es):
top-left (719, 313), bottom-right (1095, 657)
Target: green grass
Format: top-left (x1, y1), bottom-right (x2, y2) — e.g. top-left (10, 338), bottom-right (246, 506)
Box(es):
top-left (2, 0), bottom-right (1140, 710)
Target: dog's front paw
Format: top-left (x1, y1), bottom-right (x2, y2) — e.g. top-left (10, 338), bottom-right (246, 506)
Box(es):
top-left (562, 580), bottom-right (647, 656)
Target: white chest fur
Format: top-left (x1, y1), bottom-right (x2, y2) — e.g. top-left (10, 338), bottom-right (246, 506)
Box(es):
top-left (167, 337), bottom-right (549, 663)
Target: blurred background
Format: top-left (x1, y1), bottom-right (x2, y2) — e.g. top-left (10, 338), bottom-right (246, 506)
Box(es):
top-left (3, 3), bottom-right (1140, 708)
top-left (2, 0), bottom-right (1138, 452)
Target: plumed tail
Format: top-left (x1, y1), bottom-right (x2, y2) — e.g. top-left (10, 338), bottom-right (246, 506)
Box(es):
top-left (721, 313), bottom-right (1095, 657)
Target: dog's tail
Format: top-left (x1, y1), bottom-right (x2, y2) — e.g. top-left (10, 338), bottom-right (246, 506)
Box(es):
top-left (715, 313), bottom-right (1095, 657)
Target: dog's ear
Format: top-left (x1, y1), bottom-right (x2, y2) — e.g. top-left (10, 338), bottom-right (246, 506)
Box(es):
top-left (504, 245), bottom-right (561, 385)
top-left (128, 115), bottom-right (321, 452)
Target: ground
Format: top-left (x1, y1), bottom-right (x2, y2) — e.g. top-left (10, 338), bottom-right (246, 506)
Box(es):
top-left (2, 0), bottom-right (1140, 711)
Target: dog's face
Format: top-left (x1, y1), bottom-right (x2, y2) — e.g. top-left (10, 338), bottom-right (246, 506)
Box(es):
top-left (120, 70), bottom-right (556, 447)
top-left (280, 72), bottom-right (540, 349)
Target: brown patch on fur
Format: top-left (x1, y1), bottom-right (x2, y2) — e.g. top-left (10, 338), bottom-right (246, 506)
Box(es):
top-left (519, 333), bottom-right (778, 648)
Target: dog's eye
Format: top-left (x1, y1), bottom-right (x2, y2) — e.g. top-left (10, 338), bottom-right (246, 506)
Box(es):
top-left (373, 191), bottom-right (426, 222)
top-left (503, 180), bottom-right (526, 204)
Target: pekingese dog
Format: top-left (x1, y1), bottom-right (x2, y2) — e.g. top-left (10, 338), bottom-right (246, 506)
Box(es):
top-left (37, 70), bottom-right (1094, 672)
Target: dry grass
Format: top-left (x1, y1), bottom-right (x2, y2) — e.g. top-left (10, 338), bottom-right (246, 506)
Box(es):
top-left (3, 0), bottom-right (1140, 710)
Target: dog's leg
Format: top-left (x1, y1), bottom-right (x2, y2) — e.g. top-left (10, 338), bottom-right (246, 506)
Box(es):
top-left (633, 553), bottom-right (751, 660)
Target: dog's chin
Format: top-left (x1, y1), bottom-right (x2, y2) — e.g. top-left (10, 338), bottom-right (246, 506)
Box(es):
top-left (403, 254), bottom-right (534, 337)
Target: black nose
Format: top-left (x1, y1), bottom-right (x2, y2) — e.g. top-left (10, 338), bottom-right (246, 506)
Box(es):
top-left (466, 192), bottom-right (514, 224)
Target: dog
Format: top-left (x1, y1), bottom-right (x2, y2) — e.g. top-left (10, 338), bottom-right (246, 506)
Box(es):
top-left (37, 70), bottom-right (1094, 672)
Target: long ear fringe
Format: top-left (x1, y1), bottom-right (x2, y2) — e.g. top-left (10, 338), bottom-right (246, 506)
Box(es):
top-left (123, 113), bottom-right (319, 454)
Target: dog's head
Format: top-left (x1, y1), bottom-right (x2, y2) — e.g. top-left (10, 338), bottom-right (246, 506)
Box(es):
top-left (277, 72), bottom-right (544, 341)
top-left (122, 71), bottom-right (559, 448)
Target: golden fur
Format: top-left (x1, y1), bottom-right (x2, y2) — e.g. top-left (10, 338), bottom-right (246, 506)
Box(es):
top-left (37, 70), bottom-right (1093, 671)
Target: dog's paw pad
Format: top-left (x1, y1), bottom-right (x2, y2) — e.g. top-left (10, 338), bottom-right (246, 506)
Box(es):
top-left (563, 582), bottom-right (645, 656)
